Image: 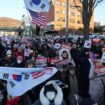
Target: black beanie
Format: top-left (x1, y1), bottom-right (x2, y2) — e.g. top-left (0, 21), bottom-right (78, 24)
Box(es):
top-left (44, 84), bottom-right (57, 97)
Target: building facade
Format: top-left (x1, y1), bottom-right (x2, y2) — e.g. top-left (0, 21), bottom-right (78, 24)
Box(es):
top-left (94, 22), bottom-right (101, 28)
top-left (43, 0), bottom-right (94, 34)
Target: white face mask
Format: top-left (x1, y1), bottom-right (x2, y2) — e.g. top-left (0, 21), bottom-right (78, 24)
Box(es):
top-left (46, 92), bottom-right (55, 101)
top-left (7, 55), bottom-right (11, 57)
top-left (17, 60), bottom-right (22, 64)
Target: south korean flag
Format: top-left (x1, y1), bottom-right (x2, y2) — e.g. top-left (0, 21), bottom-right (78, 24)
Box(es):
top-left (54, 43), bottom-right (61, 50)
top-left (24, 0), bottom-right (50, 12)
top-left (84, 40), bottom-right (92, 48)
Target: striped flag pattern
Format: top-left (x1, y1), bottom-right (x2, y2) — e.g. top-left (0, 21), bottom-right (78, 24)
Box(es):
top-left (28, 9), bottom-right (47, 28)
top-left (31, 67), bottom-right (53, 79)
top-left (32, 72), bottom-right (45, 79)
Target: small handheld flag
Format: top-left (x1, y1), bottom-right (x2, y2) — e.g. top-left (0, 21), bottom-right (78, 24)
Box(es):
top-left (84, 40), bottom-right (92, 48)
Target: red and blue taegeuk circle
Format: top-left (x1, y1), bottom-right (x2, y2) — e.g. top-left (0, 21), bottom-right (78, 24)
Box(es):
top-left (32, 0), bottom-right (41, 5)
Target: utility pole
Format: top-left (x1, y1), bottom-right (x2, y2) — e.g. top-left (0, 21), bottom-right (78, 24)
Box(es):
top-left (66, 0), bottom-right (69, 43)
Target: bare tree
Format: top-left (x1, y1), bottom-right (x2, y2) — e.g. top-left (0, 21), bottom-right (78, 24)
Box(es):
top-left (74, 0), bottom-right (104, 40)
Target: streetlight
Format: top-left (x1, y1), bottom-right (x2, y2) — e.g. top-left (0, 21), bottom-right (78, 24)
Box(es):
top-left (66, 0), bottom-right (69, 43)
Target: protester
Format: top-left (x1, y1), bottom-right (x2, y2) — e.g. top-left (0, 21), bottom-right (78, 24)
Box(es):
top-left (0, 34), bottom-right (105, 105)
top-left (14, 56), bottom-right (25, 67)
top-left (70, 43), bottom-right (81, 70)
top-left (6, 95), bottom-right (20, 105)
top-left (16, 47), bottom-right (24, 58)
top-left (78, 49), bottom-right (91, 98)
top-left (25, 59), bottom-right (36, 68)
top-left (0, 39), bottom-right (5, 59)
top-left (0, 81), bottom-right (7, 105)
top-left (19, 59), bottom-right (36, 105)
top-left (1, 50), bottom-right (16, 67)
top-left (80, 97), bottom-right (97, 105)
top-left (89, 58), bottom-right (105, 105)
top-left (69, 66), bottom-right (78, 105)
top-left (32, 81), bottom-right (66, 105)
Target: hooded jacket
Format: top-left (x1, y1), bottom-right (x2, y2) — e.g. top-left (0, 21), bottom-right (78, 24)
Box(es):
top-left (32, 81), bottom-right (66, 105)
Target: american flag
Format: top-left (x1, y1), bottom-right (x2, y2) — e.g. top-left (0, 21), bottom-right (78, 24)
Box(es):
top-left (31, 68), bottom-right (53, 79)
top-left (28, 9), bottom-right (47, 28)
top-left (32, 71), bottom-right (45, 79)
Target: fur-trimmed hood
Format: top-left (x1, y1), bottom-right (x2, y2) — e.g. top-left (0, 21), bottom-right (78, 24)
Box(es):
top-left (39, 81), bottom-right (63, 105)
top-left (59, 48), bottom-right (71, 60)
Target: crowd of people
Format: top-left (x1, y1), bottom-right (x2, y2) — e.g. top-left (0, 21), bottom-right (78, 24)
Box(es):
top-left (0, 34), bottom-right (105, 105)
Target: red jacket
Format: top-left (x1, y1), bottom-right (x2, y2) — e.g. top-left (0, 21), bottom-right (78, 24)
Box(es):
top-left (6, 97), bottom-right (20, 105)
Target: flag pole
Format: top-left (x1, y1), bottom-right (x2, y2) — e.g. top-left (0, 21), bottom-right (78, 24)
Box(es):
top-left (23, 7), bottom-right (34, 37)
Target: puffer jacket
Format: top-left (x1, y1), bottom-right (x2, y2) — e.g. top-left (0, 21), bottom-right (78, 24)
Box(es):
top-left (32, 81), bottom-right (67, 105)
top-left (32, 100), bottom-right (66, 105)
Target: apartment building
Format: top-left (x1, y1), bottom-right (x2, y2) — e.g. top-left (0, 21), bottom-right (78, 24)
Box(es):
top-left (43, 0), bottom-right (94, 34)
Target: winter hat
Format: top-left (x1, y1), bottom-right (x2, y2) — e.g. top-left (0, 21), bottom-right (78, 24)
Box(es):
top-left (6, 50), bottom-right (12, 55)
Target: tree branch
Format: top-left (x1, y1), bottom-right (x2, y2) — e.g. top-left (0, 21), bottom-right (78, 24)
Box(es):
top-left (78, 0), bottom-right (83, 3)
top-left (73, 0), bottom-right (82, 13)
top-left (94, 0), bottom-right (104, 9)
top-left (88, 0), bottom-right (93, 19)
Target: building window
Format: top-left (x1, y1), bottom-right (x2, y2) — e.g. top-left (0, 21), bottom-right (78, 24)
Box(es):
top-left (56, 1), bottom-right (60, 5)
top-left (77, 20), bottom-right (82, 24)
top-left (76, 6), bottom-right (81, 11)
top-left (59, 17), bottom-right (62, 21)
top-left (63, 25), bottom-right (65, 28)
top-left (56, 17), bottom-right (60, 21)
top-left (62, 18), bottom-right (65, 22)
top-left (62, 2), bottom-right (66, 6)
top-left (62, 10), bottom-right (66, 14)
top-left (77, 14), bottom-right (80, 17)
top-left (70, 5), bottom-right (75, 9)
top-left (71, 12), bottom-right (75, 16)
top-left (56, 9), bottom-right (60, 13)
top-left (56, 24), bottom-right (61, 29)
top-left (70, 19), bottom-right (75, 23)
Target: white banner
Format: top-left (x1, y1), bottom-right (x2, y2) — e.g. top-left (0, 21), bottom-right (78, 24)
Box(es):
top-left (0, 67), bottom-right (57, 96)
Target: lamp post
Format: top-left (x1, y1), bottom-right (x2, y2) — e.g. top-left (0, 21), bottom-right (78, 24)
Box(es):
top-left (66, 0), bottom-right (69, 43)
